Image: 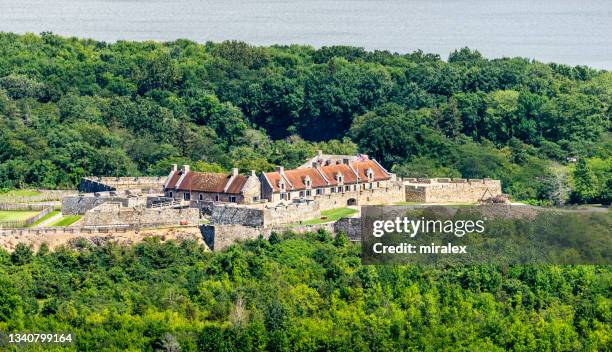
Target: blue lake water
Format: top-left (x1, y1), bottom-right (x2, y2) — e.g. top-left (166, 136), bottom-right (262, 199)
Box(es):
top-left (0, 0), bottom-right (610, 69)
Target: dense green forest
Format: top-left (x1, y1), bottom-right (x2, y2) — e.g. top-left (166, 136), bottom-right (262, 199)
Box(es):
top-left (0, 32), bottom-right (610, 203)
top-left (0, 231), bottom-right (610, 351)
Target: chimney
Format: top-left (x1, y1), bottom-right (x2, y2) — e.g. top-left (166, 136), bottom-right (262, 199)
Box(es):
top-left (251, 170), bottom-right (256, 177)
top-left (275, 166), bottom-right (284, 175)
top-left (171, 164), bottom-right (178, 172)
top-left (232, 168), bottom-right (239, 177)
top-left (317, 150), bottom-right (323, 157)
top-left (181, 165), bottom-right (190, 173)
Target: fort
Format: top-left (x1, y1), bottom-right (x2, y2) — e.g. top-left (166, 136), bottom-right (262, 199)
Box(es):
top-left (0, 151), bottom-right (505, 251)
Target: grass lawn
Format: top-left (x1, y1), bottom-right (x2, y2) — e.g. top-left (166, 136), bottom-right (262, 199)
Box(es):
top-left (0, 189), bottom-right (42, 199)
top-left (48, 215), bottom-right (81, 227)
top-left (0, 210), bottom-right (41, 222)
top-left (299, 207), bottom-right (358, 225)
top-left (27, 210), bottom-right (60, 227)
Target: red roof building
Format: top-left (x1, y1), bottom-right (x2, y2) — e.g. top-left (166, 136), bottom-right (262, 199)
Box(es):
top-left (164, 165), bottom-right (261, 204)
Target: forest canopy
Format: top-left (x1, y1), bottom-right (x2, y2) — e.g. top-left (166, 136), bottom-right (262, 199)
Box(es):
top-left (0, 33), bottom-right (610, 204)
top-left (0, 231), bottom-right (610, 351)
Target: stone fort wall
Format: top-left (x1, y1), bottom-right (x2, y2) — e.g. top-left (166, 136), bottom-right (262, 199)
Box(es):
top-left (201, 217), bottom-right (360, 250)
top-left (211, 201), bottom-right (321, 228)
top-left (62, 193), bottom-right (147, 215)
top-left (82, 203), bottom-right (200, 227)
top-left (404, 178), bottom-right (502, 203)
top-left (80, 176), bottom-right (166, 193)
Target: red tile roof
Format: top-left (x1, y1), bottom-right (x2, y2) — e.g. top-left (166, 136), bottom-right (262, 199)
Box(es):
top-left (165, 172), bottom-right (181, 189)
top-left (285, 168), bottom-right (328, 190)
top-left (352, 159), bottom-right (390, 182)
top-left (263, 159), bottom-right (391, 193)
top-left (166, 171), bottom-right (247, 195)
top-left (225, 175), bottom-right (248, 194)
top-left (319, 163), bottom-right (358, 185)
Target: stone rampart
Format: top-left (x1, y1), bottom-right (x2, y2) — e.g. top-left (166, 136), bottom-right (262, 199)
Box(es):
top-left (211, 204), bottom-right (265, 227)
top-left (82, 203), bottom-right (200, 227)
top-left (263, 201), bottom-right (320, 227)
top-left (79, 176), bottom-right (166, 193)
top-left (201, 219), bottom-right (360, 251)
top-left (404, 178), bottom-right (502, 203)
top-left (62, 195), bottom-right (128, 215)
top-left (210, 200), bottom-right (321, 227)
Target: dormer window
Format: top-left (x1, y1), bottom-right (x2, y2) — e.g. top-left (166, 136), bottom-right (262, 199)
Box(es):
top-left (304, 176), bottom-right (311, 189)
top-left (336, 172), bottom-right (343, 185)
top-left (279, 179), bottom-right (285, 191)
top-left (366, 168), bottom-right (374, 181)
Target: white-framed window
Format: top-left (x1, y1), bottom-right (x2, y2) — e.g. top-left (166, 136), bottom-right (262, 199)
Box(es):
top-left (229, 196), bottom-right (237, 203)
top-left (331, 187), bottom-right (336, 193)
top-left (337, 186), bottom-right (342, 193)
top-left (377, 182), bottom-right (380, 188)
top-left (306, 190), bottom-right (311, 196)
top-left (184, 192), bottom-right (190, 200)
top-left (369, 183), bottom-right (373, 189)
top-left (366, 168), bottom-right (374, 181)
top-left (345, 185), bottom-right (350, 191)
top-left (316, 188), bottom-right (323, 195)
top-left (299, 191), bottom-right (305, 198)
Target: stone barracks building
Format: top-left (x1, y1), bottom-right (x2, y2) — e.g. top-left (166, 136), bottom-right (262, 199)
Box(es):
top-left (163, 165), bottom-right (261, 204)
top-left (260, 156), bottom-right (399, 205)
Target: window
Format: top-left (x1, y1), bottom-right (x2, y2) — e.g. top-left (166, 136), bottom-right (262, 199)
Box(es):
top-left (281, 193), bottom-right (286, 200)
top-left (299, 191), bottom-right (304, 198)
top-left (169, 191), bottom-right (173, 198)
top-left (184, 192), bottom-right (190, 200)
top-left (229, 196), bottom-right (237, 203)
top-left (252, 196), bottom-right (258, 202)
top-left (215, 195), bottom-right (219, 202)
top-left (337, 186), bottom-right (342, 193)
top-left (366, 168), bottom-right (374, 181)
top-left (306, 190), bottom-right (311, 196)
top-left (377, 182), bottom-right (380, 188)
top-left (316, 188), bottom-right (323, 195)
top-left (369, 183), bottom-right (373, 189)
top-left (199, 194), bottom-right (203, 201)
top-left (345, 185), bottom-right (350, 191)
top-left (331, 187), bottom-right (336, 193)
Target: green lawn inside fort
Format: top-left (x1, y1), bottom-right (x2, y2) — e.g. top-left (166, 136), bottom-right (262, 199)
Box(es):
top-left (0, 189), bottom-right (41, 199)
top-left (26, 210), bottom-right (60, 227)
top-left (0, 210), bottom-right (40, 222)
top-left (48, 215), bottom-right (81, 227)
top-left (298, 207), bottom-right (358, 225)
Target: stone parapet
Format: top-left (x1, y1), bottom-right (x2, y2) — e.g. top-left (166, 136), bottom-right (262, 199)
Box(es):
top-left (82, 202), bottom-right (200, 227)
top-left (404, 178), bottom-right (502, 203)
